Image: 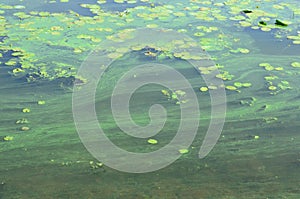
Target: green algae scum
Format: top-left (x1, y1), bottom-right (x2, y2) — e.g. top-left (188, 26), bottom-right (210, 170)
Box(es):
top-left (1, 0), bottom-right (300, 198)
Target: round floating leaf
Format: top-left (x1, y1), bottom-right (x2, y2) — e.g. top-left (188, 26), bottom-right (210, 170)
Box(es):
top-left (147, 139), bottom-right (158, 144)
top-left (268, 85), bottom-right (277, 91)
top-left (225, 85), bottom-right (237, 91)
top-left (233, 82), bottom-right (243, 88)
top-left (178, 149), bottom-right (189, 154)
top-left (291, 62), bottom-right (300, 68)
top-left (199, 87), bottom-right (208, 92)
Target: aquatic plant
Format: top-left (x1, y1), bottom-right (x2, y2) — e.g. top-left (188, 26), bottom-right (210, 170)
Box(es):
top-left (178, 149), bottom-right (189, 154)
top-left (3, 136), bottom-right (13, 141)
top-left (20, 126), bottom-right (30, 131)
top-left (199, 86), bottom-right (208, 92)
top-left (37, 101), bottom-right (46, 105)
top-left (147, 138), bottom-right (158, 144)
top-left (22, 108), bottom-right (30, 113)
top-left (225, 85), bottom-right (238, 91)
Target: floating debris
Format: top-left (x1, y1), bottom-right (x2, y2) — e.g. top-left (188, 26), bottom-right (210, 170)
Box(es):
top-left (259, 21), bottom-right (267, 26)
top-left (275, 19), bottom-right (288, 27)
top-left (241, 10), bottom-right (253, 14)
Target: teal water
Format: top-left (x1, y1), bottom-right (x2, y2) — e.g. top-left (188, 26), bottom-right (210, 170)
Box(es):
top-left (1, 0), bottom-right (300, 198)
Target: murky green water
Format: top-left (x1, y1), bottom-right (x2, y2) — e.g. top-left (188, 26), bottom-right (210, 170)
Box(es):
top-left (1, 0), bottom-right (300, 198)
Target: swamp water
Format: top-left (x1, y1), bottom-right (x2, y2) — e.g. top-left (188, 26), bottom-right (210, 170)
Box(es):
top-left (0, 0), bottom-right (300, 198)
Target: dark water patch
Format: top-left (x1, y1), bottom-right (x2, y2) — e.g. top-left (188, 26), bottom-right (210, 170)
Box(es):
top-left (0, 36), bottom-right (7, 42)
top-left (28, 0), bottom-right (97, 16)
top-left (33, 0), bottom-right (150, 17)
top-left (0, 181), bottom-right (5, 199)
top-left (245, 27), bottom-right (300, 56)
top-left (101, 0), bottom-right (151, 12)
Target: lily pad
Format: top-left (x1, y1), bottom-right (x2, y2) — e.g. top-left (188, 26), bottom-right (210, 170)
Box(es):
top-left (147, 138), bottom-right (158, 144)
top-left (225, 85), bottom-right (238, 91)
top-left (268, 85), bottom-right (277, 91)
top-left (178, 149), bottom-right (189, 154)
top-left (291, 62), bottom-right (300, 68)
top-left (199, 87), bottom-right (208, 92)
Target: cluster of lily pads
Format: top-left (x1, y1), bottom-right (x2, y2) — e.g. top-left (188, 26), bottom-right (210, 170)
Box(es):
top-left (1, 100), bottom-right (46, 142)
top-left (161, 89), bottom-right (188, 105)
top-left (0, 0), bottom-right (299, 84)
top-left (258, 62), bottom-right (293, 95)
